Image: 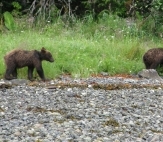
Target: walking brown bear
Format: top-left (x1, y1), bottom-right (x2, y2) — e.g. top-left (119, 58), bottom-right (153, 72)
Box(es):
top-left (4, 47), bottom-right (54, 81)
top-left (143, 48), bottom-right (163, 69)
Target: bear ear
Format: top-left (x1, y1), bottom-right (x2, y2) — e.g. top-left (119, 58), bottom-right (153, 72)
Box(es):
top-left (41, 47), bottom-right (46, 53)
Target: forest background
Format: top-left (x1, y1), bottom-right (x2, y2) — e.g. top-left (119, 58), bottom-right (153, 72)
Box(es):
top-left (0, 0), bottom-right (163, 79)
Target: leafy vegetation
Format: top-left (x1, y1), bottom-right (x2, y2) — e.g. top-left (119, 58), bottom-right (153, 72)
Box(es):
top-left (3, 11), bottom-right (16, 31)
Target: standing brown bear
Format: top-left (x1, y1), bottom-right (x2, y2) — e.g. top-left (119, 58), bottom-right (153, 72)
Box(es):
top-left (4, 47), bottom-right (54, 81)
top-left (143, 48), bottom-right (163, 69)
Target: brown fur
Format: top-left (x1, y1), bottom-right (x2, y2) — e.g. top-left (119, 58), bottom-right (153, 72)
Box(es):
top-left (4, 47), bottom-right (54, 81)
top-left (143, 48), bottom-right (163, 69)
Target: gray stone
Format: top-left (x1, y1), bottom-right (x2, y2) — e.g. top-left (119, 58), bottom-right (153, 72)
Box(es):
top-left (138, 69), bottom-right (163, 80)
top-left (9, 79), bottom-right (29, 85)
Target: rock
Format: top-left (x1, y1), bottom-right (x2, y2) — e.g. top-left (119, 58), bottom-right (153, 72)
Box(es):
top-left (10, 79), bottom-right (29, 85)
top-left (100, 72), bottom-right (109, 76)
top-left (0, 80), bottom-right (12, 89)
top-left (137, 69), bottom-right (163, 80)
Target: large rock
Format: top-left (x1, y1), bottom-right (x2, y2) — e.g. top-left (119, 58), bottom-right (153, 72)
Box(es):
top-left (0, 79), bottom-right (29, 88)
top-left (138, 69), bottom-right (163, 80)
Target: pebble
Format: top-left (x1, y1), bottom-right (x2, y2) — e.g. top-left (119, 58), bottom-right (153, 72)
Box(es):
top-left (0, 76), bottom-right (163, 141)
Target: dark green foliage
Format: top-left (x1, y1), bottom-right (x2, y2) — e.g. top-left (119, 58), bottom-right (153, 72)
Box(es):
top-left (82, 0), bottom-right (127, 18)
top-left (1, 0), bottom-right (163, 36)
top-left (134, 0), bottom-right (163, 37)
top-left (11, 2), bottom-right (22, 16)
top-left (0, 1), bottom-right (162, 20)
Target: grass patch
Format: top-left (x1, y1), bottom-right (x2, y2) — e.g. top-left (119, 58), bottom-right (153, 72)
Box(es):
top-left (0, 15), bottom-right (161, 79)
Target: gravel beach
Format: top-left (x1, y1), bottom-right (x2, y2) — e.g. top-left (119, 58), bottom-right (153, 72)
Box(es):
top-left (0, 76), bottom-right (163, 142)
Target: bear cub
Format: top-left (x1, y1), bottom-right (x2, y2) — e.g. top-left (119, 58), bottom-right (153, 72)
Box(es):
top-left (143, 48), bottom-right (163, 69)
top-left (4, 47), bottom-right (54, 81)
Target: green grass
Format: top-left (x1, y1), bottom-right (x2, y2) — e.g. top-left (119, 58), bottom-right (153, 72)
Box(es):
top-left (0, 15), bottom-right (161, 80)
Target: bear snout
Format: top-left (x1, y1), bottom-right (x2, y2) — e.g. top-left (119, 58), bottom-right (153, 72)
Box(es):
top-left (49, 57), bottom-right (54, 62)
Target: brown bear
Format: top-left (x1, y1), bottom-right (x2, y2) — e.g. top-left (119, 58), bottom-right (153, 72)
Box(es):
top-left (143, 48), bottom-right (163, 69)
top-left (4, 47), bottom-right (54, 81)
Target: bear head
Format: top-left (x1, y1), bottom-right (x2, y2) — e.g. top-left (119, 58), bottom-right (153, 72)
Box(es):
top-left (41, 47), bottom-right (54, 62)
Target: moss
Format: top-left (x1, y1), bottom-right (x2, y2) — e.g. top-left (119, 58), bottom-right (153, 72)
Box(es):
top-left (104, 118), bottom-right (120, 127)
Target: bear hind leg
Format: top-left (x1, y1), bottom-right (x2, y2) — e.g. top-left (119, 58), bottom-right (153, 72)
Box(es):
top-left (12, 68), bottom-right (17, 78)
top-left (5, 67), bottom-right (17, 80)
top-left (28, 66), bottom-right (34, 81)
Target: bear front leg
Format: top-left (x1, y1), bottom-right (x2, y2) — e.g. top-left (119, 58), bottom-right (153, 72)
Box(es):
top-left (36, 66), bottom-right (45, 81)
top-left (28, 66), bottom-right (34, 81)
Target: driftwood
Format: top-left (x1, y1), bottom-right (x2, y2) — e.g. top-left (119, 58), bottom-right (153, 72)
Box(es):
top-left (27, 0), bottom-right (74, 24)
